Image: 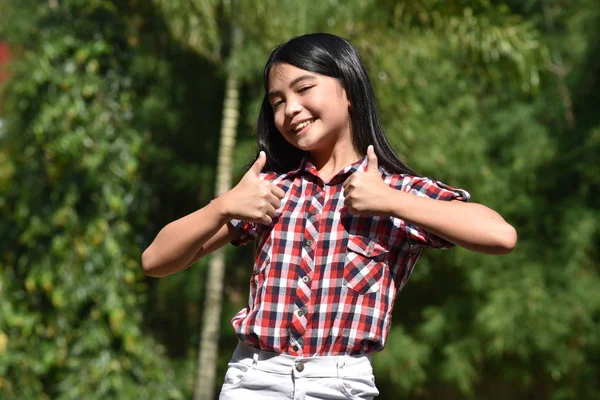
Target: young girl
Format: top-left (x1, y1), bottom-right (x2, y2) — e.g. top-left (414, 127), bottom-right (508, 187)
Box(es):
top-left (142, 33), bottom-right (517, 400)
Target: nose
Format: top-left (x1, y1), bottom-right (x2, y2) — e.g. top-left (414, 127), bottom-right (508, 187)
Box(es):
top-left (284, 96), bottom-right (302, 119)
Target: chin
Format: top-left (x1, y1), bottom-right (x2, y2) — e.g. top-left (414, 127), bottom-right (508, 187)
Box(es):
top-left (293, 141), bottom-right (320, 153)
top-left (283, 136), bottom-right (314, 151)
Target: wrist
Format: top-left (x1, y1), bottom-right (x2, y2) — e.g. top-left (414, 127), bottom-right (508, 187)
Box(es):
top-left (212, 192), bottom-right (234, 223)
top-left (385, 188), bottom-right (411, 218)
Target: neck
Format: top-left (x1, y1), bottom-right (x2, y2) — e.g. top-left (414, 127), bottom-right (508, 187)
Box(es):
top-left (308, 135), bottom-right (361, 181)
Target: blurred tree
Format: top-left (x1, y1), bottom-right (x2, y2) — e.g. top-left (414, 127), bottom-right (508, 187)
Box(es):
top-left (150, 1), bottom-right (246, 398)
top-left (0, 1), bottom-right (185, 398)
top-left (192, 23), bottom-right (243, 400)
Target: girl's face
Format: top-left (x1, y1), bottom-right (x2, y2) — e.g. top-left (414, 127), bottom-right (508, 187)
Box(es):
top-left (267, 63), bottom-right (352, 153)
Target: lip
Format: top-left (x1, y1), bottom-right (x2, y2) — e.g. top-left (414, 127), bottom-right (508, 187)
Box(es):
top-left (289, 118), bottom-right (315, 135)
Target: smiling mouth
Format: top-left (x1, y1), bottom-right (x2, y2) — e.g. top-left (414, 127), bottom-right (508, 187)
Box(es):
top-left (290, 119), bottom-right (315, 134)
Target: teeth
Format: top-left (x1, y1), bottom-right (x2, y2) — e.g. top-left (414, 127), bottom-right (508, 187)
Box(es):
top-left (293, 120), bottom-right (313, 132)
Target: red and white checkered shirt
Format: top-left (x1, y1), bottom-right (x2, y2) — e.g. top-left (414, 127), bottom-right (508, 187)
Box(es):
top-left (229, 156), bottom-right (470, 356)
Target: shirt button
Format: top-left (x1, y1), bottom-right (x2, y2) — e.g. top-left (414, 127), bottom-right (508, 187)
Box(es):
top-left (295, 360), bottom-right (305, 372)
top-left (297, 309), bottom-right (305, 317)
top-left (302, 276), bottom-right (309, 283)
top-left (293, 344), bottom-right (299, 351)
top-left (305, 239), bottom-right (313, 247)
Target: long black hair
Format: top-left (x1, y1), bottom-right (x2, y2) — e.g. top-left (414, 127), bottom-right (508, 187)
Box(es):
top-left (256, 33), bottom-right (418, 176)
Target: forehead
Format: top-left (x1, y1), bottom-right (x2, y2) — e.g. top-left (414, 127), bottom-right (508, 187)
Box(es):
top-left (268, 63), bottom-right (318, 89)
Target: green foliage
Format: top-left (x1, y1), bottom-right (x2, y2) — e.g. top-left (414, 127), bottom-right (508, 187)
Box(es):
top-left (0, 1), bottom-right (184, 398)
top-left (368, 2), bottom-right (600, 398)
top-left (1, 0), bottom-right (599, 399)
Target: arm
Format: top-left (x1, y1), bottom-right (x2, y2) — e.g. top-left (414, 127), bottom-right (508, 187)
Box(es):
top-left (343, 146), bottom-right (517, 255)
top-left (142, 151), bottom-right (285, 278)
top-left (141, 198), bottom-right (239, 278)
top-left (383, 191), bottom-right (517, 254)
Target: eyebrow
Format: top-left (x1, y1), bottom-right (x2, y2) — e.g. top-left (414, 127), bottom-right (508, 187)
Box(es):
top-left (268, 74), bottom-right (316, 98)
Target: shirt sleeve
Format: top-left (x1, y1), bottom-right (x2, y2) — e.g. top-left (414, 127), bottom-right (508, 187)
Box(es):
top-left (400, 176), bottom-right (471, 249)
top-left (228, 219), bottom-right (258, 247)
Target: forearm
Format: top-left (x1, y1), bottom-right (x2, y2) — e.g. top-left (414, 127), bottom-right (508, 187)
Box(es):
top-left (141, 196), bottom-right (231, 277)
top-left (384, 188), bottom-right (517, 254)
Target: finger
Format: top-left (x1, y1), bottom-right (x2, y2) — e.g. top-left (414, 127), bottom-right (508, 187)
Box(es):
top-left (367, 145), bottom-right (378, 173)
top-left (265, 204), bottom-right (277, 218)
top-left (250, 210), bottom-right (269, 225)
top-left (256, 205), bottom-right (275, 225)
top-left (343, 189), bottom-right (353, 204)
top-left (342, 176), bottom-right (351, 189)
top-left (268, 194), bottom-right (281, 210)
top-left (259, 215), bottom-right (273, 225)
top-left (249, 151), bottom-right (267, 176)
top-left (270, 184), bottom-right (286, 199)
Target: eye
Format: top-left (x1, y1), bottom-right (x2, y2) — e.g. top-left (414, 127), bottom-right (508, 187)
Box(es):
top-left (298, 86), bottom-right (313, 93)
top-left (272, 99), bottom-right (284, 109)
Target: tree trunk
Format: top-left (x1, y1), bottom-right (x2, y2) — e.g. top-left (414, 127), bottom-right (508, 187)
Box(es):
top-left (193, 26), bottom-right (243, 400)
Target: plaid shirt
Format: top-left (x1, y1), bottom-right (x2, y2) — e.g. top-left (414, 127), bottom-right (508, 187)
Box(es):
top-left (229, 156), bottom-right (470, 356)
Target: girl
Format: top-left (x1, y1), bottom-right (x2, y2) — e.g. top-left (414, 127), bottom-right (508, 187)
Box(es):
top-left (142, 33), bottom-right (517, 400)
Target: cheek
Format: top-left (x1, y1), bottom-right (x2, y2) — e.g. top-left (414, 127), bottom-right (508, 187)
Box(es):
top-left (273, 111), bottom-right (285, 133)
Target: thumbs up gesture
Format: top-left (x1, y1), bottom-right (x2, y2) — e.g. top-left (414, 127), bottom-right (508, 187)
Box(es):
top-left (342, 145), bottom-right (392, 216)
top-left (223, 151), bottom-right (286, 225)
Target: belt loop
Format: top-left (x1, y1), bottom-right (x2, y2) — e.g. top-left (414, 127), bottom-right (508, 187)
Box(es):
top-left (252, 351), bottom-right (259, 368)
top-left (336, 357), bottom-right (345, 378)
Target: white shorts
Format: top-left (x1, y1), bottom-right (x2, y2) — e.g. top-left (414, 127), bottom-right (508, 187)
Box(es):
top-left (219, 341), bottom-right (379, 400)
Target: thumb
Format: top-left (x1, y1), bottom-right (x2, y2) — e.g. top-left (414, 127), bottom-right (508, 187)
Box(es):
top-left (249, 151), bottom-right (266, 176)
top-left (367, 145), bottom-right (379, 173)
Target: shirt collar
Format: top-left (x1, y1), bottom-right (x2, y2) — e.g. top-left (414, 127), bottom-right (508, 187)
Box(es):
top-left (284, 154), bottom-right (369, 184)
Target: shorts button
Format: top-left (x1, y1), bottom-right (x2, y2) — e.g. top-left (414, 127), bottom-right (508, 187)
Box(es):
top-left (295, 361), bottom-right (305, 372)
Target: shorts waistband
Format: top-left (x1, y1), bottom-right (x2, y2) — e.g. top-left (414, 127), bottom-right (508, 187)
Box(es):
top-left (230, 341), bottom-right (373, 378)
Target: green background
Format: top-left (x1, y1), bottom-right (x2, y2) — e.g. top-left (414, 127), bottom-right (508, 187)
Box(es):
top-left (0, 1), bottom-right (598, 399)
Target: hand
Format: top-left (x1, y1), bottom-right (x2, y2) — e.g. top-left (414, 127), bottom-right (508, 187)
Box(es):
top-left (342, 145), bottom-right (393, 216)
top-left (222, 151), bottom-right (286, 224)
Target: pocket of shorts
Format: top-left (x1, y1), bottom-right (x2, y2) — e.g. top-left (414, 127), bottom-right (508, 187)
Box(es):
top-left (339, 374), bottom-right (379, 400)
top-left (222, 362), bottom-right (252, 390)
top-left (343, 235), bottom-right (388, 295)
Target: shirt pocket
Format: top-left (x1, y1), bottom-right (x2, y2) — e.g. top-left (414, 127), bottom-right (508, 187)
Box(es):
top-left (343, 235), bottom-right (389, 295)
